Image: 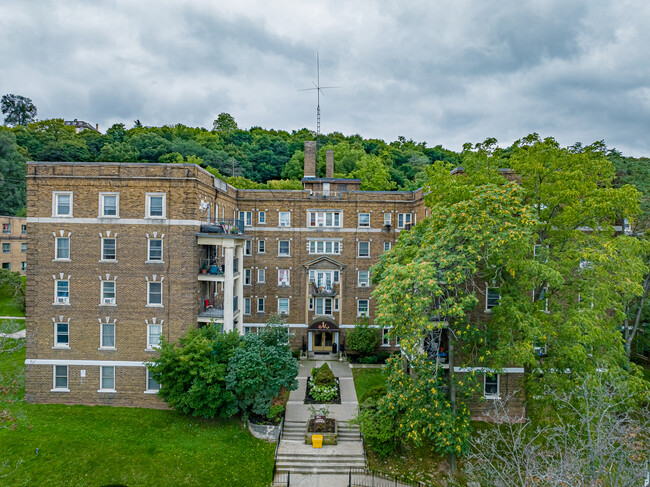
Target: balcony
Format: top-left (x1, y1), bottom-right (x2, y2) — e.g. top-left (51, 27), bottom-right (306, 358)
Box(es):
top-left (198, 258), bottom-right (239, 280)
top-left (200, 218), bottom-right (245, 235)
top-left (310, 282), bottom-right (338, 297)
top-left (198, 298), bottom-right (224, 321)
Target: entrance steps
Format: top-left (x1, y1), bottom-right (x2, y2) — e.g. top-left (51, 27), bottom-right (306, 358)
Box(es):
top-left (307, 351), bottom-right (340, 361)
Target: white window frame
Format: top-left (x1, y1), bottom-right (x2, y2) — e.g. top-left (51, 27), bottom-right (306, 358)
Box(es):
top-left (382, 328), bottom-right (391, 347)
top-left (383, 241), bottom-right (391, 252)
top-left (52, 365), bottom-right (69, 392)
top-left (308, 211), bottom-right (342, 228)
top-left (358, 241), bottom-right (370, 258)
top-left (1, 243), bottom-right (9, 254)
top-left (147, 281), bottom-right (163, 307)
top-left (54, 322), bottom-right (69, 348)
top-left (384, 213), bottom-right (391, 226)
top-left (278, 269), bottom-right (290, 286)
top-left (146, 193), bottom-right (166, 219)
top-left (258, 211), bottom-right (266, 224)
top-left (315, 297), bottom-right (334, 316)
top-left (239, 211), bottom-right (253, 227)
top-left (357, 299), bottom-right (369, 317)
top-left (101, 237), bottom-right (117, 261)
top-left (101, 281), bottom-right (116, 306)
top-left (358, 213), bottom-right (370, 227)
top-left (484, 374), bottom-right (500, 399)
top-left (358, 270), bottom-right (370, 287)
top-left (244, 240), bottom-right (252, 256)
top-left (1, 223), bottom-right (9, 234)
top-left (278, 212), bottom-right (291, 227)
top-left (309, 297), bottom-right (314, 310)
top-left (257, 240), bottom-right (266, 254)
top-left (257, 298), bottom-right (265, 313)
top-left (244, 297), bottom-right (251, 315)
top-left (55, 280), bottom-right (70, 305)
top-left (21, 224), bottom-right (26, 234)
top-left (486, 285), bottom-right (500, 311)
top-left (244, 269), bottom-right (252, 285)
top-left (278, 298), bottom-right (290, 315)
top-left (308, 240), bottom-right (341, 255)
top-left (21, 242), bottom-right (26, 253)
top-left (100, 323), bottom-right (116, 349)
top-left (99, 366), bottom-right (116, 392)
top-left (147, 324), bottom-right (162, 349)
top-left (55, 237), bottom-right (70, 261)
top-left (145, 369), bottom-right (160, 393)
top-left (397, 213), bottom-right (412, 229)
top-left (278, 240), bottom-right (290, 257)
top-left (21, 261), bottom-right (26, 271)
top-left (147, 239), bottom-right (163, 262)
top-left (53, 191), bottom-right (73, 217)
top-left (99, 192), bottom-right (119, 218)
top-left (257, 268), bottom-right (266, 283)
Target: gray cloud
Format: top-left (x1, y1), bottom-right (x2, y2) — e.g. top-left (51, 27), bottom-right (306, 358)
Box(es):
top-left (0, 0), bottom-right (649, 155)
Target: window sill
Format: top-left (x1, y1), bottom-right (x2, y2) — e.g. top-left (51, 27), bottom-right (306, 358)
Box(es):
top-left (51, 388), bottom-right (70, 393)
top-left (52, 346), bottom-right (70, 350)
top-left (99, 259), bottom-right (118, 263)
top-left (257, 252), bottom-right (266, 255)
top-left (144, 390), bottom-right (159, 394)
top-left (145, 304), bottom-right (164, 308)
top-left (257, 282), bottom-right (266, 285)
top-left (145, 260), bottom-right (164, 264)
top-left (52, 215), bottom-right (73, 219)
top-left (145, 216), bottom-right (165, 220)
top-left (99, 303), bottom-right (117, 307)
top-left (52, 302), bottom-right (70, 306)
top-left (357, 256), bottom-right (370, 259)
top-left (278, 255), bottom-right (291, 258)
top-left (98, 347), bottom-right (117, 351)
top-left (97, 389), bottom-right (117, 394)
top-left (53, 258), bottom-right (71, 262)
top-left (484, 395), bottom-right (501, 400)
top-left (98, 215), bottom-right (120, 219)
top-left (381, 344), bottom-right (391, 348)
top-left (145, 348), bottom-right (160, 352)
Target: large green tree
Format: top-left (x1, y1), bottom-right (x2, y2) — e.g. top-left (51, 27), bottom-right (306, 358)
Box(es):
top-left (0, 128), bottom-right (26, 216)
top-left (1, 94), bottom-right (37, 127)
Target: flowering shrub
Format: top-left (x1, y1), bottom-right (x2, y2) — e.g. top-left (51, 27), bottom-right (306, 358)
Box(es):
top-left (310, 379), bottom-right (339, 403)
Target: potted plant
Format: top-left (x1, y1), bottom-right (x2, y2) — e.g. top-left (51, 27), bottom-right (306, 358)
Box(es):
top-left (304, 406), bottom-right (337, 445)
top-left (201, 262), bottom-right (208, 275)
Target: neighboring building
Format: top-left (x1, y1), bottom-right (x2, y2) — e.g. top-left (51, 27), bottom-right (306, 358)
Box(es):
top-left (63, 119), bottom-right (100, 133)
top-left (24, 142), bottom-right (524, 417)
top-left (0, 215), bottom-right (27, 275)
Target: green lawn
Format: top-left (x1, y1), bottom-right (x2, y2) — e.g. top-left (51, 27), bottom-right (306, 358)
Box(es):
top-left (0, 347), bottom-right (275, 486)
top-left (0, 278), bottom-right (25, 317)
top-left (351, 367), bottom-right (385, 402)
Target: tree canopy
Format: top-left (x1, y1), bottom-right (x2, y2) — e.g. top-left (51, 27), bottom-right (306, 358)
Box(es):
top-left (1, 94), bottom-right (37, 127)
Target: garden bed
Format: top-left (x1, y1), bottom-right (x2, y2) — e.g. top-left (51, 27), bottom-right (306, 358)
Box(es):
top-left (305, 418), bottom-right (338, 445)
top-left (304, 376), bottom-right (341, 404)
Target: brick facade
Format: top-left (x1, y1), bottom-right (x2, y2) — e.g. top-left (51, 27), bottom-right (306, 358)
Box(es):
top-left (0, 215), bottom-right (27, 275)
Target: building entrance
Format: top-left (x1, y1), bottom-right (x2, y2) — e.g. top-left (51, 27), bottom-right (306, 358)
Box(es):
top-left (308, 319), bottom-right (339, 353)
top-left (312, 330), bottom-right (333, 352)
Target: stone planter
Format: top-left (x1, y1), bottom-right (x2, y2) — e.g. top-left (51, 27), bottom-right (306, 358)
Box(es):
top-left (248, 421), bottom-right (281, 442)
top-left (304, 418), bottom-right (338, 445)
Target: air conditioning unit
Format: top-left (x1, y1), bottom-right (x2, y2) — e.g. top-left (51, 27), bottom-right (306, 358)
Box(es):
top-left (56, 297), bottom-right (68, 304)
top-left (104, 298), bottom-right (115, 305)
top-left (280, 310), bottom-right (288, 315)
top-left (359, 282), bottom-right (369, 288)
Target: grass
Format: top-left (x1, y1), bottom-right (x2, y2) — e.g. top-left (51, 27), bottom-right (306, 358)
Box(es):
top-left (351, 367), bottom-right (385, 403)
top-left (0, 345), bottom-right (275, 486)
top-left (0, 280), bottom-right (25, 317)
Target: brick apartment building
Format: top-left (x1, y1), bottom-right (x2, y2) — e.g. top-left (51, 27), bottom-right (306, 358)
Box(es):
top-left (24, 142), bottom-right (523, 416)
top-left (0, 215), bottom-right (27, 275)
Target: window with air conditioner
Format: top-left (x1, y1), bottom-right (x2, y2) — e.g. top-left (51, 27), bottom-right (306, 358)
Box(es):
top-left (278, 269), bottom-right (290, 286)
top-left (55, 280), bottom-right (69, 304)
top-left (101, 281), bottom-right (116, 305)
top-left (147, 324), bottom-right (162, 349)
top-left (358, 270), bottom-right (370, 287)
top-left (358, 213), bottom-right (370, 227)
top-left (357, 299), bottom-right (369, 317)
top-left (278, 212), bottom-right (291, 227)
top-left (358, 241), bottom-right (370, 257)
top-left (278, 298), bottom-right (290, 315)
top-left (383, 213), bottom-right (391, 226)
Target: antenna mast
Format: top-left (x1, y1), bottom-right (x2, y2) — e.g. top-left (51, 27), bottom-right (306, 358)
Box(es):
top-left (299, 52), bottom-right (338, 148)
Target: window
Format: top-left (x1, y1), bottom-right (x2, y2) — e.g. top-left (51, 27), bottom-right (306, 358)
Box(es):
top-left (101, 238), bottom-right (116, 261)
top-left (55, 237), bottom-right (69, 260)
top-left (99, 193), bottom-right (119, 217)
top-left (147, 282), bottom-right (162, 306)
top-left (358, 270), bottom-right (370, 287)
top-left (383, 213), bottom-right (391, 226)
top-left (257, 298), bottom-right (265, 313)
top-left (1, 243), bottom-right (9, 254)
top-left (278, 269), bottom-right (290, 286)
top-left (146, 370), bottom-right (160, 392)
top-left (244, 240), bottom-right (252, 256)
top-left (258, 211), bottom-right (266, 224)
top-left (383, 242), bottom-right (391, 252)
top-left (148, 239), bottom-right (163, 262)
top-left (100, 366), bottom-right (115, 391)
top-left (309, 270), bottom-right (339, 288)
top-left (55, 280), bottom-right (69, 304)
top-left (533, 287), bottom-right (549, 312)
top-left (357, 299), bottom-right (369, 317)
top-left (278, 240), bottom-right (290, 256)
top-left (53, 365), bottom-right (68, 391)
top-left (397, 213), bottom-right (412, 229)
top-left (278, 298), bottom-right (290, 315)
top-left (239, 211), bottom-right (253, 227)
top-left (258, 240), bottom-right (266, 254)
top-left (484, 374), bottom-right (499, 398)
top-left (358, 213), bottom-right (370, 227)
top-left (243, 269), bottom-right (251, 285)
top-left (358, 241), bottom-right (370, 257)
top-left (21, 262), bottom-right (26, 271)
top-left (101, 323), bottom-right (115, 348)
top-left (257, 268), bottom-right (265, 283)
top-left (1, 263), bottom-right (9, 270)
top-left (486, 287), bottom-right (500, 310)
top-left (101, 281), bottom-right (116, 305)
top-left (2, 223), bottom-right (9, 234)
top-left (382, 328), bottom-right (391, 346)
top-left (53, 192), bottom-right (73, 217)
top-left (21, 243), bottom-right (26, 253)
top-left (308, 211), bottom-right (341, 227)
top-left (147, 324), bottom-right (162, 349)
top-left (315, 297), bottom-right (335, 315)
top-left (244, 297), bottom-right (251, 315)
top-left (21, 224), bottom-right (26, 235)
top-left (279, 212), bottom-right (291, 227)
top-left (54, 322), bottom-right (69, 347)
top-left (308, 240), bottom-right (341, 255)
top-left (309, 297), bottom-right (314, 310)
top-left (146, 193), bottom-right (166, 219)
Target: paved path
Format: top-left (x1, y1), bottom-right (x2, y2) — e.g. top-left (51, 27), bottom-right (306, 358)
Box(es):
top-left (0, 316), bottom-right (25, 320)
top-left (0, 329), bottom-right (26, 338)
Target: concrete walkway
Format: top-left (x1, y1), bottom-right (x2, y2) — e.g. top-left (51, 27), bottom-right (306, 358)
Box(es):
top-left (0, 316), bottom-right (26, 319)
top-left (0, 329), bottom-right (26, 338)
top-left (274, 359), bottom-right (364, 486)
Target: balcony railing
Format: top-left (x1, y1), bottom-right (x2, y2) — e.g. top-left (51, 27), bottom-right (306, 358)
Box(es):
top-left (310, 282), bottom-right (338, 297)
top-left (198, 298), bottom-right (224, 319)
top-left (200, 218), bottom-right (245, 235)
top-left (309, 191), bottom-right (342, 198)
top-left (199, 257), bottom-right (239, 276)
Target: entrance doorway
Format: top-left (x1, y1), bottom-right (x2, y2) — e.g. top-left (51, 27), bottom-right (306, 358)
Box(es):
top-left (312, 330), bottom-right (333, 352)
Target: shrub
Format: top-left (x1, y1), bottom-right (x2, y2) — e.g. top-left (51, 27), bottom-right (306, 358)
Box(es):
top-left (358, 355), bottom-right (378, 364)
top-left (314, 363), bottom-right (336, 387)
top-left (353, 397), bottom-right (401, 459)
top-left (291, 349), bottom-right (301, 360)
top-left (360, 384), bottom-right (387, 405)
top-left (266, 404), bottom-right (285, 423)
top-left (377, 351), bottom-right (391, 363)
top-left (347, 319), bottom-right (380, 355)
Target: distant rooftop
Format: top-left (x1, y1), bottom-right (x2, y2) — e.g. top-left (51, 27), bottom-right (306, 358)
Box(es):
top-left (64, 119), bottom-right (100, 133)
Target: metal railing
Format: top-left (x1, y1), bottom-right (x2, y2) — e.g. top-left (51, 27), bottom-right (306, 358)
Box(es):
top-left (271, 411), bottom-right (287, 485)
top-left (271, 471), bottom-right (290, 486)
top-left (310, 191), bottom-right (342, 198)
top-left (200, 218), bottom-right (245, 235)
top-left (310, 282), bottom-right (338, 297)
top-left (348, 467), bottom-right (426, 487)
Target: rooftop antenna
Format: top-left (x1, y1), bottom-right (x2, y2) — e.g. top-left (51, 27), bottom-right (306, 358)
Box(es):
top-left (299, 52), bottom-right (338, 149)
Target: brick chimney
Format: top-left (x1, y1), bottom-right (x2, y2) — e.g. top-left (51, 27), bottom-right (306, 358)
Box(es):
top-left (326, 150), bottom-right (334, 178)
top-left (304, 141), bottom-right (316, 178)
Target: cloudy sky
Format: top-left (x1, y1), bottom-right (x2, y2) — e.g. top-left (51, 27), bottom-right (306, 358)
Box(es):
top-left (2, 1), bottom-right (649, 156)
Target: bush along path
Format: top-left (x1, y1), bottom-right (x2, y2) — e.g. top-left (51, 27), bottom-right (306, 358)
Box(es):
top-left (274, 359), bottom-right (365, 485)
